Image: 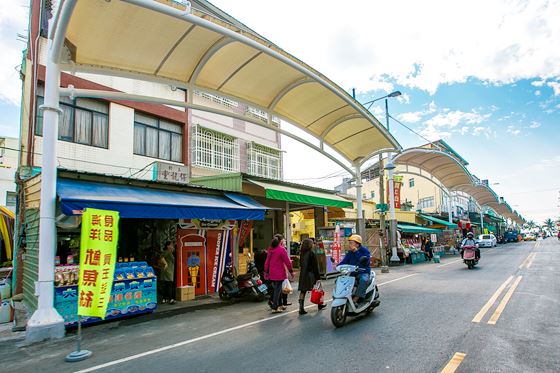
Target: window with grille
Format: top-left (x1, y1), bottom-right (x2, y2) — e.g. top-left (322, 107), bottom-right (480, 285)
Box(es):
top-left (409, 178), bottom-right (415, 187)
top-left (417, 196), bottom-right (435, 209)
top-left (133, 113), bottom-right (183, 162)
top-left (247, 143), bottom-right (282, 180)
top-left (35, 91), bottom-right (109, 148)
top-left (191, 125), bottom-right (240, 172)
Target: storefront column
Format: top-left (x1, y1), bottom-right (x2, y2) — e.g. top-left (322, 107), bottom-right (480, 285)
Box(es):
top-left (314, 207), bottom-right (326, 239)
top-left (355, 164), bottom-right (365, 237)
top-left (448, 192), bottom-right (453, 223)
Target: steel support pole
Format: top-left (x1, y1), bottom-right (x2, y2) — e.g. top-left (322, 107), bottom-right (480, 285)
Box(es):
top-left (448, 192), bottom-right (453, 223)
top-left (387, 154), bottom-right (399, 263)
top-left (26, 39), bottom-right (65, 343)
top-left (355, 164), bottom-right (365, 237)
top-left (285, 202), bottom-right (291, 256)
top-left (378, 155), bottom-right (388, 272)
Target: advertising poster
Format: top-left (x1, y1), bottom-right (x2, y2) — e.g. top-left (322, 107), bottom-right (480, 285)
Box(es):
top-left (77, 208), bottom-right (119, 319)
top-left (332, 224), bottom-right (341, 264)
top-left (177, 225), bottom-right (232, 295)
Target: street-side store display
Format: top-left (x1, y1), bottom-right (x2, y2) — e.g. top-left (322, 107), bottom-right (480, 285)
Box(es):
top-left (55, 262), bottom-right (157, 326)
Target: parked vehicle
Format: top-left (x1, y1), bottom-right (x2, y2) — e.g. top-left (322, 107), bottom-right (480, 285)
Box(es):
top-left (219, 258), bottom-right (267, 302)
top-left (330, 258), bottom-right (380, 328)
top-left (462, 245), bottom-right (479, 269)
top-left (523, 233), bottom-right (536, 241)
top-left (505, 230), bottom-right (519, 243)
top-left (478, 234), bottom-right (497, 247)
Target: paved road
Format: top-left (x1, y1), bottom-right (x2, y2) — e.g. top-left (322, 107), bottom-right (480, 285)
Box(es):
top-left (2, 239), bottom-right (559, 372)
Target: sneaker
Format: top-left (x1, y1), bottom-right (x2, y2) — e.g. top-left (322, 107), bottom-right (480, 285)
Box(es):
top-left (280, 305), bottom-right (287, 311)
top-left (271, 309), bottom-right (283, 313)
top-left (162, 299), bottom-right (168, 304)
top-left (169, 299), bottom-right (176, 305)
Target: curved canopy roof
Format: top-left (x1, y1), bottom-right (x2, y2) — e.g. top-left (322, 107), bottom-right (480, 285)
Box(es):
top-left (54, 0), bottom-right (400, 167)
top-left (393, 148), bottom-right (525, 223)
top-left (393, 148), bottom-right (474, 191)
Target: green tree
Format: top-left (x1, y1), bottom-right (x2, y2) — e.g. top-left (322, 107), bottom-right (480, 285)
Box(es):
top-left (544, 218), bottom-right (554, 230)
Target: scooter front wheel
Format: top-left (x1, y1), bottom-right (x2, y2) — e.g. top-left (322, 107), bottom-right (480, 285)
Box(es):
top-left (331, 304), bottom-right (347, 328)
top-left (219, 288), bottom-right (232, 301)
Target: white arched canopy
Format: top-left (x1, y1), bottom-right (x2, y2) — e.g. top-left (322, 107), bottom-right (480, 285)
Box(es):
top-left (55, 0), bottom-right (400, 170)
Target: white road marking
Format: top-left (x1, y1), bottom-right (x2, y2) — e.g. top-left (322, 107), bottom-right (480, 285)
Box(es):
top-left (74, 273), bottom-right (417, 372)
top-left (438, 259), bottom-right (462, 268)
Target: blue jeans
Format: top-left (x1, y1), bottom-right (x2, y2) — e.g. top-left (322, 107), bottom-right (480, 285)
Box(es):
top-left (356, 272), bottom-right (370, 298)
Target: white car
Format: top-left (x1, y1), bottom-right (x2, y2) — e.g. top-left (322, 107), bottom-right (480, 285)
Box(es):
top-left (478, 234), bottom-right (497, 248)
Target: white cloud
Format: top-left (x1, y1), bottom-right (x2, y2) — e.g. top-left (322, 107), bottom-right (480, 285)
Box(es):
top-left (425, 110), bottom-right (491, 128)
top-left (507, 125), bottom-right (521, 135)
top-left (531, 80), bottom-right (546, 87)
top-left (397, 111), bottom-right (423, 123)
top-left (215, 0), bottom-right (560, 95)
top-left (547, 81), bottom-right (560, 96)
top-left (0, 0), bottom-right (28, 106)
top-left (529, 121), bottom-right (541, 128)
top-left (534, 90), bottom-right (541, 96)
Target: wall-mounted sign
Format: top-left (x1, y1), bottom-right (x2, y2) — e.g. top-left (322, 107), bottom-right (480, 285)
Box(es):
top-left (153, 161), bottom-right (189, 184)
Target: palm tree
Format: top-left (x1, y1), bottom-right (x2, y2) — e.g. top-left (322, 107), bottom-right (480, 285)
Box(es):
top-left (525, 220), bottom-right (536, 230)
top-left (544, 218), bottom-right (554, 230)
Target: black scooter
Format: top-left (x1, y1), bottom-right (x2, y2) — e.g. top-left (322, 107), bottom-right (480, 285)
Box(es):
top-left (219, 258), bottom-right (268, 302)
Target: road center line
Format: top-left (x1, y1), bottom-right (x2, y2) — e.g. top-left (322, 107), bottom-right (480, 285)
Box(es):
top-left (75, 273), bottom-right (417, 372)
top-left (441, 352), bottom-right (466, 373)
top-left (526, 253), bottom-right (537, 268)
top-left (472, 275), bottom-right (514, 323)
top-left (487, 275), bottom-right (523, 325)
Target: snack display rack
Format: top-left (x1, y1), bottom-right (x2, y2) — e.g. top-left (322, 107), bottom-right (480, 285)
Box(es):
top-left (54, 262), bottom-right (157, 326)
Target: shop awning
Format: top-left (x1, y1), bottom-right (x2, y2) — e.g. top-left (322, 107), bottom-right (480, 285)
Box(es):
top-left (248, 179), bottom-right (353, 208)
top-left (57, 179), bottom-right (267, 220)
top-left (419, 214), bottom-right (458, 228)
top-left (397, 224), bottom-right (442, 234)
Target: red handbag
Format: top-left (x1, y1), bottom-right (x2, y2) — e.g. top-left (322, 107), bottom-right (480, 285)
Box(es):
top-left (310, 281), bottom-right (324, 305)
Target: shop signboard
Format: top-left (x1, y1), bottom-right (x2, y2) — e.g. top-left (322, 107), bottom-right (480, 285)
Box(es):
top-left (386, 177), bottom-right (403, 209)
top-left (77, 208), bottom-right (119, 319)
top-left (179, 219), bottom-right (236, 230)
top-left (332, 224), bottom-right (341, 264)
top-left (153, 161), bottom-right (189, 184)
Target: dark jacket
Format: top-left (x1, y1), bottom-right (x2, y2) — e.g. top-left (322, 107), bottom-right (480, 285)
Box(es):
top-left (340, 246), bottom-right (371, 271)
top-left (298, 250), bottom-right (320, 292)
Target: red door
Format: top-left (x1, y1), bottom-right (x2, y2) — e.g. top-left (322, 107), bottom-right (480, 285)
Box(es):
top-left (177, 230), bottom-right (207, 295)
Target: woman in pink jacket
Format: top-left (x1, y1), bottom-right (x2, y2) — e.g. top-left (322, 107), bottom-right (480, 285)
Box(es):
top-left (264, 236), bottom-right (294, 313)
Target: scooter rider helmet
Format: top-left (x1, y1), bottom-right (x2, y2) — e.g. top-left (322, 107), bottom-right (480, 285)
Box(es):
top-left (349, 234), bottom-right (362, 245)
top-left (467, 232), bottom-right (474, 238)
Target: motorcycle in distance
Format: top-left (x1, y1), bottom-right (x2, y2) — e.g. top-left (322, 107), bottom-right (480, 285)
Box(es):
top-left (219, 255), bottom-right (268, 301)
top-left (331, 256), bottom-right (380, 328)
top-left (462, 245), bottom-right (478, 269)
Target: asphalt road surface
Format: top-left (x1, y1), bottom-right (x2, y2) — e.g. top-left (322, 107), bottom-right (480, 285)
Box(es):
top-left (2, 238), bottom-right (559, 373)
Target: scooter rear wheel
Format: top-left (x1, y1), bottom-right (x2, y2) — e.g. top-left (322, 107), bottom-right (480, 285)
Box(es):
top-left (331, 304), bottom-right (347, 328)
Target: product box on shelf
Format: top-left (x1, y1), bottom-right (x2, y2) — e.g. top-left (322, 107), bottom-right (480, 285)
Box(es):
top-left (176, 285), bottom-right (195, 301)
top-left (54, 261), bottom-right (157, 326)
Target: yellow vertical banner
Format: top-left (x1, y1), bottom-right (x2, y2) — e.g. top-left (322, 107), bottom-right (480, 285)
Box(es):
top-left (78, 208), bottom-right (119, 319)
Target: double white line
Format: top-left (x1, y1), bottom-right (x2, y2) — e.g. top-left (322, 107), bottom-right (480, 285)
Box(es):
top-left (519, 252), bottom-right (537, 269)
top-left (472, 275), bottom-right (523, 325)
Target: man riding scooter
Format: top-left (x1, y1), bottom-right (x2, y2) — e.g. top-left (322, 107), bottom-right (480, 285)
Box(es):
top-left (461, 232), bottom-right (480, 260)
top-left (338, 234), bottom-right (370, 304)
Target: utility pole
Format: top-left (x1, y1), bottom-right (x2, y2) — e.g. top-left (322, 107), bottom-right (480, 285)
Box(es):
top-left (378, 155), bottom-right (388, 272)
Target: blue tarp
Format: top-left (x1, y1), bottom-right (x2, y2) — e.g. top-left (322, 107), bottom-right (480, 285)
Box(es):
top-left (57, 179), bottom-right (266, 220)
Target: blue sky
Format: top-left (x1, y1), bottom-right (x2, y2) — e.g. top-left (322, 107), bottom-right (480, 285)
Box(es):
top-left (0, 0), bottom-right (559, 223)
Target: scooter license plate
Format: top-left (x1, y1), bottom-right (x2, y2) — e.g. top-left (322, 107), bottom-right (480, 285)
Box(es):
top-left (258, 284), bottom-right (268, 293)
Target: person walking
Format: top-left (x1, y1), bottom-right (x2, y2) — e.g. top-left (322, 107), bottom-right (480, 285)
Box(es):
top-left (424, 237), bottom-right (433, 262)
top-left (274, 234), bottom-right (293, 308)
top-left (297, 238), bottom-right (326, 315)
top-left (160, 241), bottom-right (176, 304)
top-left (264, 236), bottom-right (294, 313)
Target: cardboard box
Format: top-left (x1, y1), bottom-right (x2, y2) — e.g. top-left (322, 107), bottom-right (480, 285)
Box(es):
top-left (176, 286), bottom-right (195, 301)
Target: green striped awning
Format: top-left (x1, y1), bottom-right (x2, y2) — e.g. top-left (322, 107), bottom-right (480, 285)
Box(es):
top-left (397, 224), bottom-right (442, 234)
top-left (248, 179), bottom-right (353, 208)
top-left (419, 214), bottom-right (458, 228)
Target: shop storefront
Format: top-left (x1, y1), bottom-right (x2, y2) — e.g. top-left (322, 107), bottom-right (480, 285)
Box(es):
top-left (20, 172), bottom-right (268, 325)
